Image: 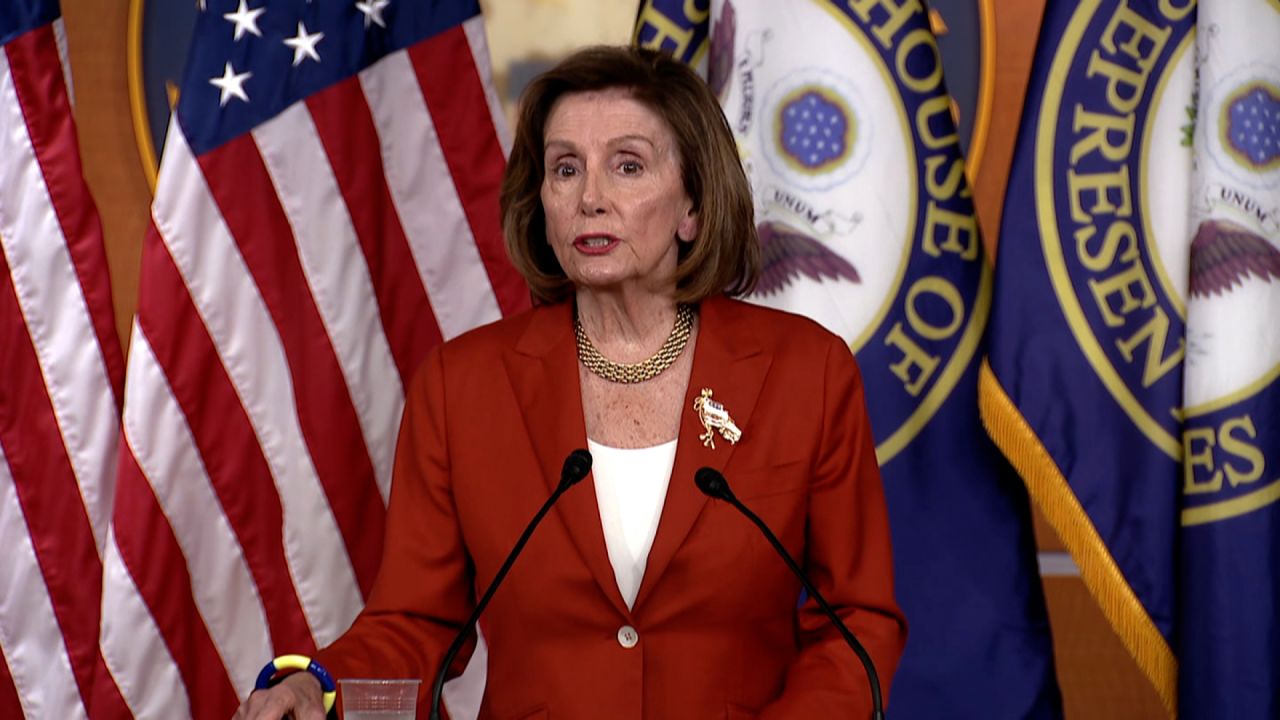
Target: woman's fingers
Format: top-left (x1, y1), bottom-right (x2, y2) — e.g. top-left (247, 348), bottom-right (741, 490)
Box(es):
top-left (232, 673), bottom-right (326, 720)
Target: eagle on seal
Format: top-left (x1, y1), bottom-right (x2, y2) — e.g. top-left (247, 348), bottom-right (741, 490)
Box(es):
top-left (1189, 218), bottom-right (1280, 298)
top-left (750, 220), bottom-right (861, 297)
top-left (707, 0), bottom-right (735, 98)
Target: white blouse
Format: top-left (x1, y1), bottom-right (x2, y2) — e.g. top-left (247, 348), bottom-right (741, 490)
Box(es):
top-left (586, 438), bottom-right (678, 609)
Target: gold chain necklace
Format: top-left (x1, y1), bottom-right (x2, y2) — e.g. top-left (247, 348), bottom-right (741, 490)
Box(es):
top-left (575, 304), bottom-right (695, 384)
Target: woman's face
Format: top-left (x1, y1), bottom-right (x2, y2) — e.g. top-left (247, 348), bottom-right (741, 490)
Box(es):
top-left (540, 88), bottom-right (697, 296)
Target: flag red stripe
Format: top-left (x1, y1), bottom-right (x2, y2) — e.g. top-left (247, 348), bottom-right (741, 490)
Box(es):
top-left (85, 653), bottom-right (132, 720)
top-left (198, 138), bottom-right (385, 597)
top-left (134, 224), bottom-right (316, 654)
top-left (4, 26), bottom-right (125, 403)
top-left (0, 644), bottom-right (23, 719)
top-left (112, 444), bottom-right (240, 720)
top-left (306, 78), bottom-right (443, 387)
top-left (0, 245), bottom-right (112, 715)
top-left (410, 27), bottom-right (529, 317)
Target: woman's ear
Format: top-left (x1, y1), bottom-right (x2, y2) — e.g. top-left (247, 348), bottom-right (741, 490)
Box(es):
top-left (677, 211), bottom-right (699, 243)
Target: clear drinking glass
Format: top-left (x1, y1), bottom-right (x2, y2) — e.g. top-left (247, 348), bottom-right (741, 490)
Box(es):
top-left (338, 678), bottom-right (420, 720)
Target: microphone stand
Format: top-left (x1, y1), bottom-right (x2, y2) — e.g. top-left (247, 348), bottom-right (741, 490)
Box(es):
top-left (695, 467), bottom-right (885, 720)
top-left (427, 449), bottom-right (592, 720)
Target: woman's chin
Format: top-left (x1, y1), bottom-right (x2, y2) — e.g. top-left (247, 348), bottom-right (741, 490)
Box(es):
top-left (568, 269), bottom-right (631, 292)
top-left (572, 272), bottom-right (680, 297)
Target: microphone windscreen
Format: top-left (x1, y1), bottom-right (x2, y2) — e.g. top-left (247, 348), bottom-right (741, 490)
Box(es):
top-left (561, 448), bottom-right (593, 486)
top-left (694, 467), bottom-right (730, 500)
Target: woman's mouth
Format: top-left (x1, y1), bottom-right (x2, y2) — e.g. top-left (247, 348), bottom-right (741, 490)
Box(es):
top-left (573, 234), bottom-right (619, 254)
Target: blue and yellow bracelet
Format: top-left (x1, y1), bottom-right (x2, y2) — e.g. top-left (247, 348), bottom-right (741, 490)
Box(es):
top-left (254, 654), bottom-right (337, 713)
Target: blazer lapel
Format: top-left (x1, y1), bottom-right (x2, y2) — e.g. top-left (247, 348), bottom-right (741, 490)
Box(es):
top-left (634, 296), bottom-right (773, 610)
top-left (501, 302), bottom-right (631, 617)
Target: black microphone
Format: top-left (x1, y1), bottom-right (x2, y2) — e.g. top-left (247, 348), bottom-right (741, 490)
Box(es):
top-left (694, 467), bottom-right (886, 720)
top-left (428, 449), bottom-right (592, 720)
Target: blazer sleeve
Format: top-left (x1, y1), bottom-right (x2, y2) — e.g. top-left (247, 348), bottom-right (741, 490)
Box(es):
top-left (314, 347), bottom-right (475, 711)
top-left (757, 336), bottom-right (908, 719)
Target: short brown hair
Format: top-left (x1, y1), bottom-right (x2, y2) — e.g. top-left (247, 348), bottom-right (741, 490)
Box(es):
top-left (500, 45), bottom-right (760, 304)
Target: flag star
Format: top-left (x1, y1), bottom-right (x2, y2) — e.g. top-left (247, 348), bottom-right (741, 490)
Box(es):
top-left (356, 0), bottom-right (391, 28)
top-left (224, 0), bottom-right (265, 41)
top-left (283, 21), bottom-right (324, 65)
top-left (210, 61), bottom-right (252, 106)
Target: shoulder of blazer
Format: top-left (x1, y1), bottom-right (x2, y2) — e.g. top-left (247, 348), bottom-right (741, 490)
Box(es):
top-left (439, 301), bottom-right (572, 361)
top-left (702, 295), bottom-right (846, 361)
top-left (398, 302), bottom-right (571, 399)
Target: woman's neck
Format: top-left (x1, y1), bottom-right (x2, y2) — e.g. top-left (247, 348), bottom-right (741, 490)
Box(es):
top-left (575, 288), bottom-right (680, 363)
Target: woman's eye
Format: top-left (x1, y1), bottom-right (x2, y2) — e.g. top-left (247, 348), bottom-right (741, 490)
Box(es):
top-left (619, 160), bottom-right (643, 175)
top-left (551, 163), bottom-right (577, 178)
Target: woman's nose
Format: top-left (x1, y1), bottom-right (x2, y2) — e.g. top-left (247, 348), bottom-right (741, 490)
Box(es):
top-left (579, 172), bottom-right (606, 215)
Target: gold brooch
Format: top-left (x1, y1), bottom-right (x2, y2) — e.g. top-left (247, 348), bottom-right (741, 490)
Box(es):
top-left (693, 388), bottom-right (742, 449)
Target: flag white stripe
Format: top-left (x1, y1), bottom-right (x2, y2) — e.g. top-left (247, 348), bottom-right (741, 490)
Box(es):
top-left (462, 16), bottom-right (511, 157)
top-left (252, 106), bottom-right (404, 501)
top-left (99, 525), bottom-right (190, 719)
top-left (359, 52), bottom-right (502, 340)
top-left (150, 122), bottom-right (363, 643)
top-left (0, 52), bottom-right (117, 556)
top-left (0, 447), bottom-right (88, 720)
top-left (122, 328), bottom-right (271, 697)
top-left (52, 19), bottom-right (72, 107)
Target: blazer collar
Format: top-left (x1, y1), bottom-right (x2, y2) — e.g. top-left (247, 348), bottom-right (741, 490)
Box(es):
top-left (634, 295), bottom-right (772, 609)
top-left (502, 301), bottom-right (627, 614)
top-left (501, 296), bottom-right (773, 616)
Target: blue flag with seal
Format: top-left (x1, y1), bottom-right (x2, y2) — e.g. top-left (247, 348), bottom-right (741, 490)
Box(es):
top-left (637, 1), bottom-right (1062, 716)
top-left (1180, 0), bottom-right (1280, 715)
top-left (982, 0), bottom-right (1280, 715)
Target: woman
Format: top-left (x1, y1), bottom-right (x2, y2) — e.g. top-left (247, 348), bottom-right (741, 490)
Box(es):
top-left (237, 45), bottom-right (906, 720)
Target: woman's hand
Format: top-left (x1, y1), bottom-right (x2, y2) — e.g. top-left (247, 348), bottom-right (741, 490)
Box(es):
top-left (232, 672), bottom-right (327, 720)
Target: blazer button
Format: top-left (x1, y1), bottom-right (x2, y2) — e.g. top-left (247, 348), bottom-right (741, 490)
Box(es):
top-left (616, 625), bottom-right (639, 649)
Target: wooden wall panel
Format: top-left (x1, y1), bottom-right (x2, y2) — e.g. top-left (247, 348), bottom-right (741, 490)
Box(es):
top-left (62, 0), bottom-right (151, 349)
top-left (1044, 578), bottom-right (1168, 718)
top-left (970, 0), bottom-right (1046, 255)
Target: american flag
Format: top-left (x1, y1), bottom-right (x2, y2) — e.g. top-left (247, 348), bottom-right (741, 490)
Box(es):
top-left (0, 1), bottom-right (128, 717)
top-left (94, 0), bottom-right (525, 717)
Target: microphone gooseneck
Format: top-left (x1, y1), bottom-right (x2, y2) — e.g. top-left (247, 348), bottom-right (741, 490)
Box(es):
top-left (694, 466), bottom-right (886, 720)
top-left (428, 449), bottom-right (592, 720)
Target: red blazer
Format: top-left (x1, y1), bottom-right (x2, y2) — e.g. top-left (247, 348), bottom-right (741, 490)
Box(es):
top-left (317, 295), bottom-right (907, 719)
